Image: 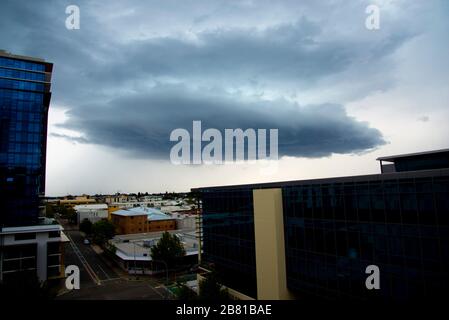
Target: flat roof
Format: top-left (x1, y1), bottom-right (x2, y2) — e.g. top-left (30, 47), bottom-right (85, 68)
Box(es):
top-left (0, 49), bottom-right (46, 63)
top-left (1, 223), bottom-right (62, 234)
top-left (59, 199), bottom-right (96, 203)
top-left (111, 206), bottom-right (175, 221)
top-left (376, 148), bottom-right (449, 162)
top-left (192, 167), bottom-right (449, 192)
top-left (110, 230), bottom-right (198, 261)
top-left (74, 204), bottom-right (108, 210)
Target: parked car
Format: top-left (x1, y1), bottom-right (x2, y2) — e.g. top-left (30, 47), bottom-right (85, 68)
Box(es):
top-left (83, 239), bottom-right (90, 245)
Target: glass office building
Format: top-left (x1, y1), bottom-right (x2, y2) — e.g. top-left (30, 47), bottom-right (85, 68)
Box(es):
top-left (195, 149), bottom-right (449, 301)
top-left (0, 50), bottom-right (53, 227)
top-left (201, 189), bottom-right (257, 298)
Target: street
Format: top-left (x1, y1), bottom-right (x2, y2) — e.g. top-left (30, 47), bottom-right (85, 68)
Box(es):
top-left (64, 230), bottom-right (119, 285)
top-left (58, 228), bottom-right (167, 300)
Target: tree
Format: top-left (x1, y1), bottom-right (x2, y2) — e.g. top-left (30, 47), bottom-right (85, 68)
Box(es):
top-left (79, 218), bottom-right (93, 235)
top-left (198, 271), bottom-right (229, 301)
top-left (91, 219), bottom-right (115, 245)
top-left (45, 203), bottom-right (55, 218)
top-left (150, 232), bottom-right (186, 269)
top-left (68, 209), bottom-right (77, 224)
top-left (175, 281), bottom-right (197, 300)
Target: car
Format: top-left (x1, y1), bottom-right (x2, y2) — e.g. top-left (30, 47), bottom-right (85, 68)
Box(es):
top-left (83, 239), bottom-right (90, 245)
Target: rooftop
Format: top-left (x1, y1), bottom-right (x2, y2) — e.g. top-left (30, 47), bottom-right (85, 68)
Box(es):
top-left (111, 206), bottom-right (175, 221)
top-left (110, 230), bottom-right (198, 261)
top-left (376, 148), bottom-right (449, 162)
top-left (1, 220), bottom-right (63, 234)
top-left (0, 49), bottom-right (46, 62)
top-left (192, 167), bottom-right (449, 192)
top-left (74, 204), bottom-right (108, 210)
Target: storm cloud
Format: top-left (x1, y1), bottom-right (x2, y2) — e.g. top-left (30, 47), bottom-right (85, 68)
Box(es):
top-left (56, 84), bottom-right (385, 159)
top-left (1, 0), bottom-right (427, 161)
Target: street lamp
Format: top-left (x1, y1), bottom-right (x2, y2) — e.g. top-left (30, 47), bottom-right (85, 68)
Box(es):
top-left (133, 241), bottom-right (137, 279)
top-left (152, 259), bottom-right (168, 284)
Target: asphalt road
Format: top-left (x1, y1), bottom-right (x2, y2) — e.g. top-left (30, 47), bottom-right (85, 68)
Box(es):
top-left (60, 229), bottom-right (167, 299)
top-left (57, 278), bottom-right (166, 300)
top-left (64, 230), bottom-right (119, 287)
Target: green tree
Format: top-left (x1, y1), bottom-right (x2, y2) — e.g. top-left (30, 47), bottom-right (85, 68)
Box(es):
top-left (79, 218), bottom-right (93, 235)
top-left (150, 232), bottom-right (186, 269)
top-left (91, 219), bottom-right (115, 245)
top-left (45, 203), bottom-right (55, 218)
top-left (57, 205), bottom-right (68, 217)
top-left (198, 271), bottom-right (229, 301)
top-left (175, 281), bottom-right (197, 300)
top-left (65, 207), bottom-right (77, 224)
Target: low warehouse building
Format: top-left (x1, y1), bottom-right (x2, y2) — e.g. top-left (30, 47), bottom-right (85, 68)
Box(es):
top-left (108, 230), bottom-right (198, 275)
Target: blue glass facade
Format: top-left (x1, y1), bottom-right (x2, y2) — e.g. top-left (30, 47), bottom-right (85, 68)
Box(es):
top-left (201, 189), bottom-right (257, 297)
top-left (282, 175), bottom-right (449, 301)
top-left (196, 167), bottom-right (449, 300)
top-left (0, 52), bottom-right (52, 227)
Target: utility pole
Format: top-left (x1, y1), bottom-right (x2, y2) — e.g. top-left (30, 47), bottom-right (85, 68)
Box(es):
top-left (133, 241), bottom-right (137, 279)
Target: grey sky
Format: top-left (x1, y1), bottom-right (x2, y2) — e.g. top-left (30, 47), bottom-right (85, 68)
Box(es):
top-left (1, 0), bottom-right (448, 195)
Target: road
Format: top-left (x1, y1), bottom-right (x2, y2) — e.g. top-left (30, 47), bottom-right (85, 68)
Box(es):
top-left (63, 229), bottom-right (119, 287)
top-left (59, 228), bottom-right (167, 299)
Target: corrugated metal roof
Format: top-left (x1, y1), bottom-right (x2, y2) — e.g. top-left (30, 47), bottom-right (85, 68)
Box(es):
top-left (112, 206), bottom-right (175, 221)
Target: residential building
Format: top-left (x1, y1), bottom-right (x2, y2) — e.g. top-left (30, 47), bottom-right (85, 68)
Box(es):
top-left (74, 203), bottom-right (108, 224)
top-left (111, 207), bottom-right (176, 235)
top-left (193, 149), bottom-right (449, 301)
top-left (172, 213), bottom-right (196, 231)
top-left (0, 50), bottom-right (67, 283)
top-left (58, 196), bottom-right (96, 207)
top-left (108, 204), bottom-right (121, 220)
top-left (110, 201), bottom-right (155, 209)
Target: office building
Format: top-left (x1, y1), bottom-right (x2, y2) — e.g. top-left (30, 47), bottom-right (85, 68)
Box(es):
top-left (0, 50), bottom-right (67, 283)
top-left (193, 149), bottom-right (449, 300)
top-left (111, 207), bottom-right (176, 234)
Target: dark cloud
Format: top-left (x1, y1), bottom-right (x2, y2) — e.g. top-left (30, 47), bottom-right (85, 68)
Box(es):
top-left (4, 0), bottom-right (417, 160)
top-left (56, 84), bottom-right (385, 159)
top-left (49, 133), bottom-right (89, 144)
top-left (85, 18), bottom-right (414, 97)
top-left (0, 0), bottom-right (415, 105)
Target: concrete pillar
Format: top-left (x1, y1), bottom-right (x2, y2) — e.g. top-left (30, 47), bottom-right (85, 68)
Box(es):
top-left (253, 188), bottom-right (293, 300)
top-left (36, 233), bottom-right (48, 282)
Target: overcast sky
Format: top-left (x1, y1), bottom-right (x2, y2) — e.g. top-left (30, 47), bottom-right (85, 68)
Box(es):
top-left (1, 0), bottom-right (448, 196)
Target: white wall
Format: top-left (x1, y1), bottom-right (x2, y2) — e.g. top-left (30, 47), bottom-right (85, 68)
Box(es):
top-left (77, 209), bottom-right (108, 224)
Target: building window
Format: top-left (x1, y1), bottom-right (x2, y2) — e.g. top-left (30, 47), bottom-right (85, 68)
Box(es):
top-left (14, 232), bottom-right (36, 241)
top-left (48, 231), bottom-right (60, 238)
